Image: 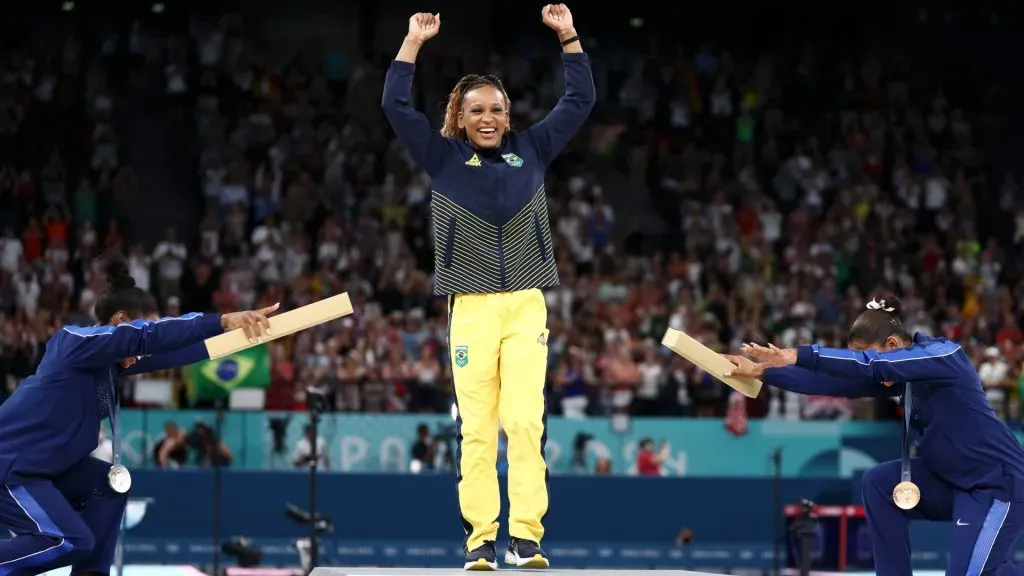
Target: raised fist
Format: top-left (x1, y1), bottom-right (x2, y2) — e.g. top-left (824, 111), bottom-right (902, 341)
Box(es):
top-left (407, 12), bottom-right (440, 45)
top-left (541, 4), bottom-right (575, 37)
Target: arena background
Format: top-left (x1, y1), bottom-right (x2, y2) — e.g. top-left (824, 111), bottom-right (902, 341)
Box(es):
top-left (3, 0), bottom-right (1024, 574)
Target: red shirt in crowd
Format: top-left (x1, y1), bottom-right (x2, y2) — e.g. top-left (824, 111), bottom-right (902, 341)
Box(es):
top-left (997, 326), bottom-right (1023, 345)
top-left (636, 449), bottom-right (661, 476)
top-left (22, 226), bottom-right (42, 262)
top-left (45, 218), bottom-right (69, 245)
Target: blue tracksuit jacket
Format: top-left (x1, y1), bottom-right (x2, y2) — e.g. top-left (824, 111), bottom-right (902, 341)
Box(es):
top-left (0, 313), bottom-right (222, 484)
top-left (764, 334), bottom-right (1024, 501)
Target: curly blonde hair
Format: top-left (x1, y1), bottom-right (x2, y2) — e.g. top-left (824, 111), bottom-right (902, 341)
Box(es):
top-left (441, 74), bottom-right (512, 139)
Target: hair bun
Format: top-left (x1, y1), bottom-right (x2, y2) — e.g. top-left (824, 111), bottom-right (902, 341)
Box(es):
top-left (866, 294), bottom-right (903, 316)
top-left (104, 257), bottom-right (136, 291)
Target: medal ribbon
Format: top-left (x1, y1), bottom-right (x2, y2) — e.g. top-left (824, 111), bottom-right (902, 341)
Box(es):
top-left (900, 382), bottom-right (912, 483)
top-left (109, 370), bottom-right (122, 467)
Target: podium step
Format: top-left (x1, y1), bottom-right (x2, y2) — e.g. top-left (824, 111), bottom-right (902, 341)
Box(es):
top-left (312, 568), bottom-right (725, 576)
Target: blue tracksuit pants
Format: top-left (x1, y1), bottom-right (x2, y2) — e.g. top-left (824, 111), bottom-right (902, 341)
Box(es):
top-left (0, 457), bottom-right (127, 575)
top-left (864, 459), bottom-right (1024, 576)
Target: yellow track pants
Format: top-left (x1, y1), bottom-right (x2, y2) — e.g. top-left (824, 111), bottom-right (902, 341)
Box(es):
top-left (447, 288), bottom-right (550, 552)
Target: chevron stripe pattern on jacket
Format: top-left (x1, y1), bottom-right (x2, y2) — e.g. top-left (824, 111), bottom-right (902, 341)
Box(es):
top-left (431, 185), bottom-right (558, 295)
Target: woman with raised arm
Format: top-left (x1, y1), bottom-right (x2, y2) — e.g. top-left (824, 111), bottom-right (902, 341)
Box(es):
top-left (724, 295), bottom-right (1024, 576)
top-left (382, 4), bottom-right (595, 571)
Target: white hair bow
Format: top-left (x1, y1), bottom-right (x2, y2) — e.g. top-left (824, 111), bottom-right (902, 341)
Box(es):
top-left (866, 298), bottom-right (895, 313)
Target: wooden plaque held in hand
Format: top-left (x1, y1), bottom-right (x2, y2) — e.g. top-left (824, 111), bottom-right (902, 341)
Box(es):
top-left (204, 293), bottom-right (355, 360)
top-left (661, 327), bottom-right (763, 398)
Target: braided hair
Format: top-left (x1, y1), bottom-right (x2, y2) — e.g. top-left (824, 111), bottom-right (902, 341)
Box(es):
top-left (93, 256), bottom-right (151, 324)
top-left (441, 74), bottom-right (512, 139)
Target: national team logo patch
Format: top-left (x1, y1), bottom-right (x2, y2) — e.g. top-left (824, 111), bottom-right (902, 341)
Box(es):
top-left (502, 153), bottom-right (523, 167)
top-left (454, 345), bottom-right (469, 367)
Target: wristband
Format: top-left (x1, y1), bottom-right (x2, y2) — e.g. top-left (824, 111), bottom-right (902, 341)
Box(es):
top-left (560, 35), bottom-right (579, 47)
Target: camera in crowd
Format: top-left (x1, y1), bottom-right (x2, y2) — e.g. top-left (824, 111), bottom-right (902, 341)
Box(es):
top-left (185, 421), bottom-right (216, 450)
top-left (433, 423), bottom-right (458, 472)
top-left (307, 384), bottom-right (331, 413)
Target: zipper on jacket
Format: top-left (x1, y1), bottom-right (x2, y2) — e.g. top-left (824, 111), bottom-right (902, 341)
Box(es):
top-left (533, 211), bottom-right (548, 261)
top-left (497, 168), bottom-right (507, 290)
top-left (443, 217), bottom-right (457, 268)
top-left (497, 224), bottom-right (506, 290)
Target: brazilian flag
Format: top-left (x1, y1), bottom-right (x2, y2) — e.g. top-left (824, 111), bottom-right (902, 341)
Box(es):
top-left (188, 345), bottom-right (271, 402)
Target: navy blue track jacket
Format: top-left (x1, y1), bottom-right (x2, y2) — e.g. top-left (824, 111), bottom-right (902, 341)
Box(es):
top-left (381, 52), bottom-right (595, 295)
top-left (764, 334), bottom-right (1024, 501)
top-left (0, 312), bottom-right (222, 484)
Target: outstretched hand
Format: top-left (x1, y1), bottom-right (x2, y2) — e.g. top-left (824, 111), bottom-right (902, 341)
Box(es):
top-left (541, 4), bottom-right (575, 37)
top-left (740, 342), bottom-right (797, 366)
top-left (407, 12), bottom-right (440, 45)
top-left (722, 354), bottom-right (765, 379)
top-left (221, 303), bottom-right (281, 344)
top-left (722, 343), bottom-right (797, 378)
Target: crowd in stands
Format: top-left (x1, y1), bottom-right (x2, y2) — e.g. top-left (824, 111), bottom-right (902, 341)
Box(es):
top-left (0, 15), bottom-right (1022, 425)
top-left (0, 31), bottom-right (141, 399)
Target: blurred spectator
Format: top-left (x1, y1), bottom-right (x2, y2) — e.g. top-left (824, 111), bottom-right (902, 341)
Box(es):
top-left (154, 421), bottom-right (190, 469)
top-left (155, 421), bottom-right (232, 468)
top-left (979, 347), bottom-right (1012, 419)
top-left (570, 433), bottom-right (597, 474)
top-left (153, 227), bottom-right (187, 301)
top-left (553, 353), bottom-right (591, 419)
top-left (804, 396), bottom-right (855, 421)
top-left (292, 423), bottom-right (329, 470)
top-left (0, 226), bottom-right (22, 274)
top-left (409, 423), bottom-right (433, 474)
top-left (187, 422), bottom-right (233, 468)
top-left (634, 340), bottom-right (666, 416)
top-left (634, 438), bottom-right (668, 477)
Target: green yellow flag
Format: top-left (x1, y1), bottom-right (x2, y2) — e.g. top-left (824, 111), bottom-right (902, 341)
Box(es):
top-left (188, 345), bottom-right (271, 402)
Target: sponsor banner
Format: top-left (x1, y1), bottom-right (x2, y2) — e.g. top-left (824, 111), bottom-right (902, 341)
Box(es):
top-left (120, 411), bottom-right (906, 477)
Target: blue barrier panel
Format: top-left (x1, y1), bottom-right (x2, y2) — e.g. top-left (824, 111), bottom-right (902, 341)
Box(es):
top-left (119, 410), bottom-right (907, 477)
top-left (117, 470), bottom-right (979, 570)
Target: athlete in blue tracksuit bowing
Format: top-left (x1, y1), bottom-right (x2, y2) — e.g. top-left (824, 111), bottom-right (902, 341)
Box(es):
top-left (725, 295), bottom-right (1024, 576)
top-left (0, 259), bottom-right (275, 575)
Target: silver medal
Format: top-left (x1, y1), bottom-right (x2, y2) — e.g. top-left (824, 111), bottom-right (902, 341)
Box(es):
top-left (108, 464), bottom-right (132, 494)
